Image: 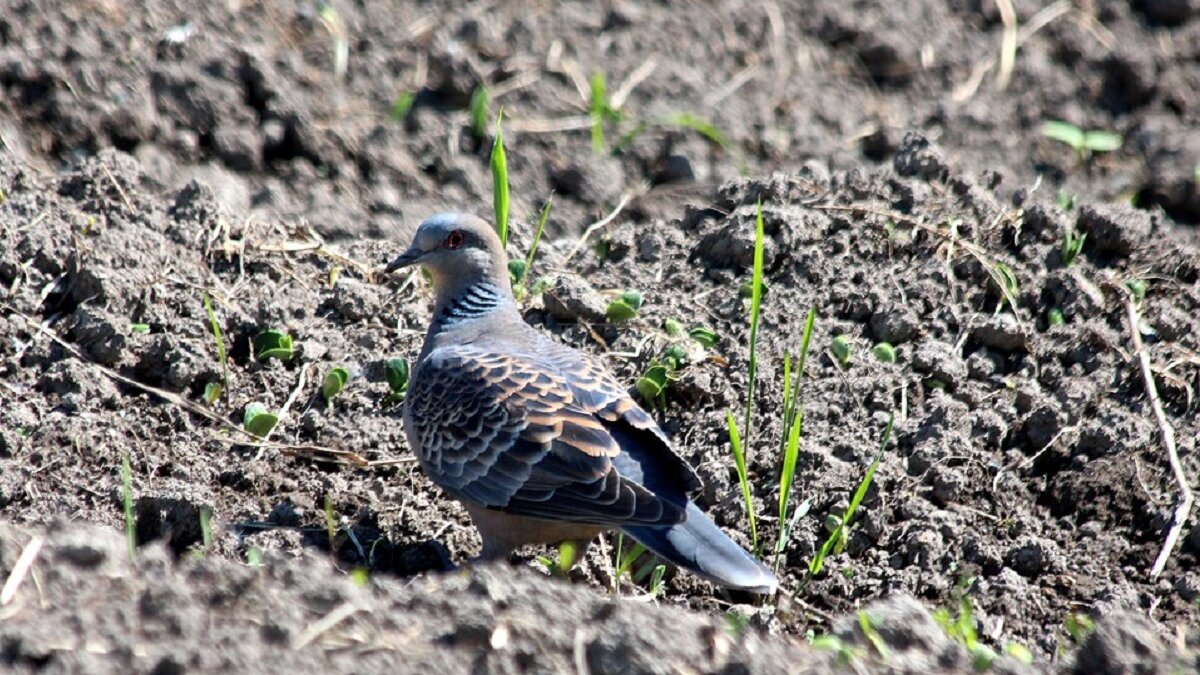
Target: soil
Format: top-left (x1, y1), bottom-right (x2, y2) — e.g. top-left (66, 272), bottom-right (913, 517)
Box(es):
top-left (3, 0), bottom-right (1200, 673)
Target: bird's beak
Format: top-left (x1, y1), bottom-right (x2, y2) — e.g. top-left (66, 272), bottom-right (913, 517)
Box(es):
top-left (385, 246), bottom-right (423, 273)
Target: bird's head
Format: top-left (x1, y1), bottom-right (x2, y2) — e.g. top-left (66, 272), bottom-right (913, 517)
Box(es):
top-left (386, 213), bottom-right (510, 288)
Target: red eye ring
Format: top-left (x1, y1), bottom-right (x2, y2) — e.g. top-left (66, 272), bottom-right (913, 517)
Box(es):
top-left (444, 230), bottom-right (465, 250)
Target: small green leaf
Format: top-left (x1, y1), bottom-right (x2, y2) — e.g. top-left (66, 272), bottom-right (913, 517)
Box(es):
top-left (390, 91), bottom-right (415, 122)
top-left (872, 342), bottom-right (896, 364)
top-left (1082, 130), bottom-right (1122, 153)
top-left (130, 323), bottom-right (150, 334)
top-left (322, 366), bottom-right (350, 402)
top-left (1125, 279), bottom-right (1147, 303)
top-left (203, 381), bottom-right (223, 405)
top-left (606, 300), bottom-right (639, 323)
top-left (831, 335), bottom-right (852, 366)
top-left (384, 358), bottom-right (410, 400)
top-left (1055, 189), bottom-right (1076, 211)
top-left (663, 318), bottom-right (685, 338)
top-left (254, 329), bottom-right (295, 362)
top-left (661, 345), bottom-right (687, 371)
top-left (508, 259), bottom-right (527, 285)
top-left (738, 279), bottom-right (769, 300)
top-left (350, 568), bottom-right (370, 587)
top-left (688, 327), bottom-right (718, 348)
top-left (1004, 643), bottom-right (1033, 665)
top-left (470, 86), bottom-right (490, 138)
top-left (243, 402), bottom-right (279, 438)
top-left (1048, 308), bottom-right (1065, 326)
top-left (635, 364), bottom-right (670, 403)
top-left (619, 290), bottom-right (644, 310)
top-left (1041, 120), bottom-right (1085, 149)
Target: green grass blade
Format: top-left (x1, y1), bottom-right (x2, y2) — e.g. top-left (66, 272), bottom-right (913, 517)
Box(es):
top-left (726, 410), bottom-right (758, 551)
top-left (524, 196), bottom-right (553, 276)
top-left (807, 413), bottom-right (894, 579)
top-left (121, 455), bottom-right (136, 559)
top-left (779, 353), bottom-right (792, 451)
top-left (744, 199), bottom-right (765, 438)
top-left (590, 72), bottom-right (607, 154)
top-left (202, 294), bottom-right (228, 389)
top-left (490, 109), bottom-right (510, 248)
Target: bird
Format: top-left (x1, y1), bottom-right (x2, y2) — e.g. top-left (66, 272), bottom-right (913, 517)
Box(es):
top-left (386, 212), bottom-right (777, 594)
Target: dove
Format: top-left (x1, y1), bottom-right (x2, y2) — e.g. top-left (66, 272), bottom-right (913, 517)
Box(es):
top-left (387, 213), bottom-right (777, 594)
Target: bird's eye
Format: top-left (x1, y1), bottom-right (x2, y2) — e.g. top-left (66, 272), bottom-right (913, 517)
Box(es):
top-left (443, 230), bottom-right (465, 250)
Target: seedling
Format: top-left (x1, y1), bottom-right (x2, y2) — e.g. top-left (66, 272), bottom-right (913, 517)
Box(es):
top-left (121, 454), bottom-right (136, 559)
top-left (246, 547), bottom-right (264, 567)
top-left (774, 307), bottom-right (815, 569)
top-left (872, 342), bottom-right (896, 364)
top-left (990, 263), bottom-right (1019, 307)
top-left (322, 366), bottom-right (350, 404)
top-left (663, 318), bottom-right (685, 338)
top-left (202, 294), bottom-right (229, 395)
top-left (807, 414), bottom-right (893, 579)
top-left (744, 200), bottom-right (766, 437)
top-left (254, 329), bottom-right (295, 362)
top-left (660, 344), bottom-right (687, 371)
top-left (350, 568), bottom-right (370, 587)
top-left (130, 323), bottom-right (150, 334)
top-left (725, 411), bottom-right (758, 551)
top-left (470, 86), bottom-right (490, 139)
top-left (605, 290), bottom-right (644, 323)
top-left (1005, 643), bottom-right (1033, 665)
top-left (491, 109), bottom-right (509, 247)
top-left (1055, 189), bottom-right (1076, 211)
top-left (537, 540), bottom-right (578, 578)
top-left (589, 72), bottom-right (620, 153)
top-left (688, 327), bottom-right (718, 348)
top-left (1064, 613), bottom-right (1095, 644)
top-left (933, 582), bottom-right (999, 670)
top-left (831, 335), bottom-right (852, 367)
top-left (384, 357), bottom-right (410, 404)
top-left (646, 563), bottom-right (667, 599)
top-left (663, 112), bottom-right (730, 150)
top-left (1125, 279), bottom-right (1147, 303)
top-left (243, 402), bottom-right (279, 438)
top-left (328, 264), bottom-right (342, 289)
top-left (510, 197), bottom-right (554, 300)
top-left (1041, 120), bottom-right (1122, 160)
top-left (390, 91), bottom-right (415, 122)
top-left (738, 278), bottom-right (769, 301)
top-left (1048, 308), bottom-right (1065, 326)
top-left (635, 363), bottom-right (672, 408)
top-left (193, 506), bottom-right (213, 557)
top-left (1061, 230), bottom-right (1086, 266)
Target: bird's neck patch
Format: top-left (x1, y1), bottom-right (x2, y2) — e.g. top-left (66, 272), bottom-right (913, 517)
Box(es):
top-left (436, 281), bottom-right (507, 327)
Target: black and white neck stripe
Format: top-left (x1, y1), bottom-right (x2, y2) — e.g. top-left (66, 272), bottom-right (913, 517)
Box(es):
top-left (437, 282), bottom-right (506, 326)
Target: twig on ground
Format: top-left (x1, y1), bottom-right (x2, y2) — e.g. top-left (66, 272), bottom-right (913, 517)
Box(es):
top-left (995, 0), bottom-right (1018, 91)
top-left (100, 163), bottom-right (137, 214)
top-left (293, 602), bottom-right (361, 649)
top-left (564, 193), bottom-right (633, 262)
top-left (610, 60), bottom-right (658, 110)
top-left (0, 535), bottom-right (44, 606)
top-left (1125, 298), bottom-right (1192, 578)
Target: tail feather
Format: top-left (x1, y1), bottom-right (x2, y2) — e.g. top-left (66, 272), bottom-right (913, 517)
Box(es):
top-left (622, 502), bottom-right (778, 594)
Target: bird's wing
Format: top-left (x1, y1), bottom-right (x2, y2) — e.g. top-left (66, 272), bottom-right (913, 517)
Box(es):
top-left (407, 343), bottom-right (696, 526)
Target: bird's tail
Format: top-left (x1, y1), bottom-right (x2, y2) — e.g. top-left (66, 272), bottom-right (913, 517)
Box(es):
top-left (622, 502), bottom-right (778, 594)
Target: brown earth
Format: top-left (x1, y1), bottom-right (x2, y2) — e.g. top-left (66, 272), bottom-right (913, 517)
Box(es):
top-left (2, 0), bottom-right (1200, 673)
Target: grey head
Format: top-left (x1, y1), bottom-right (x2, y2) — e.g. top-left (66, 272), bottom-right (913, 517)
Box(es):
top-left (386, 213), bottom-right (516, 335)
